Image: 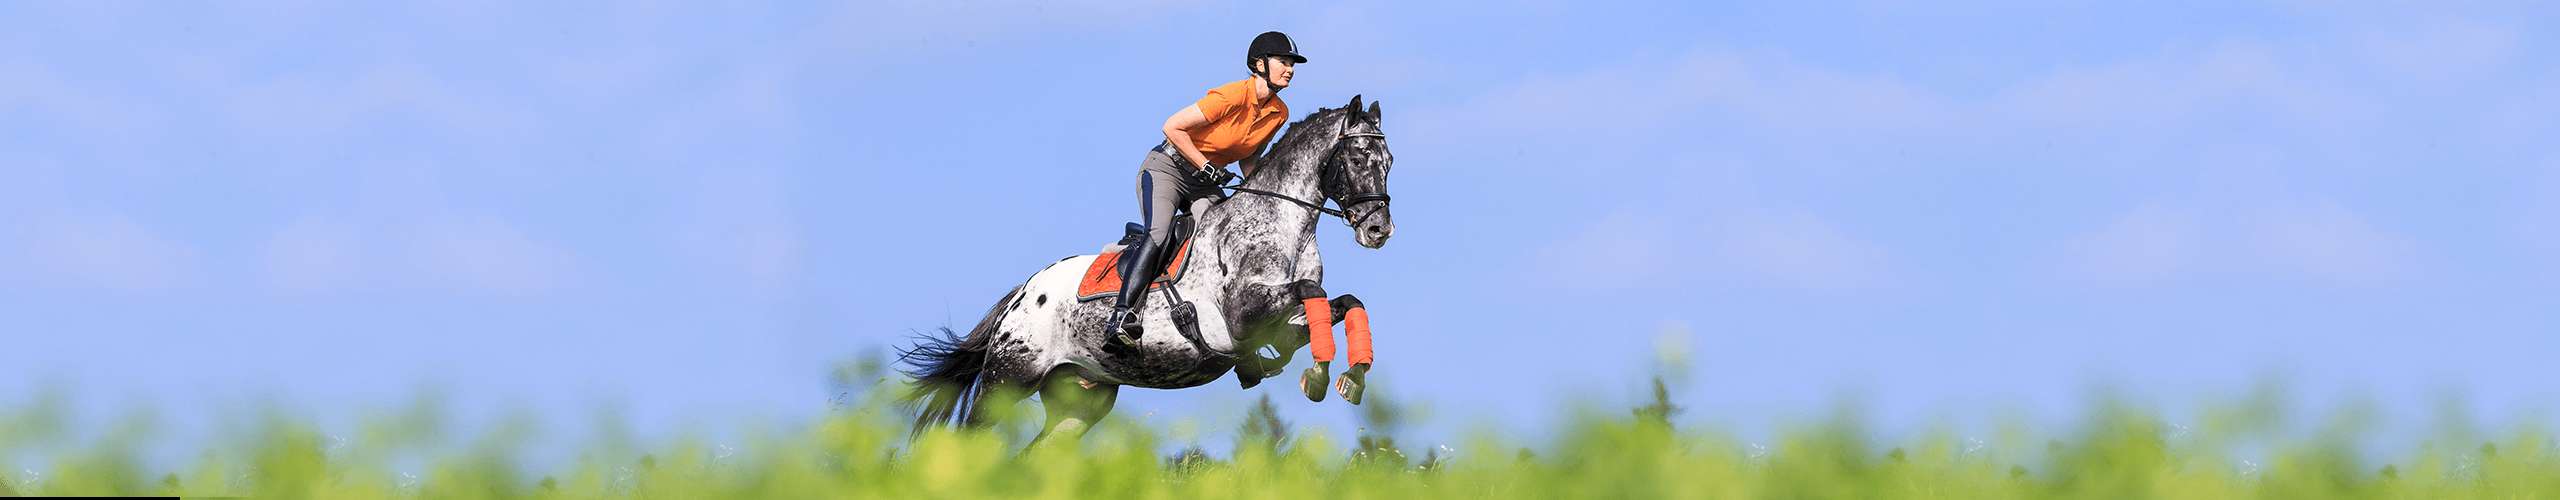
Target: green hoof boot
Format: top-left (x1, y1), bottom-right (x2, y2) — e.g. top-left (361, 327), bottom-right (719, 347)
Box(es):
top-left (1335, 364), bottom-right (1368, 405)
top-left (1300, 364), bottom-right (1329, 402)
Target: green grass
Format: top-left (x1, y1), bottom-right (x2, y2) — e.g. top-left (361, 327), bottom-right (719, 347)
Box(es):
top-left (1, 382), bottom-right (2554, 499)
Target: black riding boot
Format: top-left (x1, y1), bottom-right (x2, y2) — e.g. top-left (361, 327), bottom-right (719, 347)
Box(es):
top-left (1101, 238), bottom-right (1168, 350)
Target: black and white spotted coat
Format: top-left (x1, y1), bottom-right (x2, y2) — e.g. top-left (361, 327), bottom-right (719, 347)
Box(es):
top-left (972, 105), bottom-right (1384, 389)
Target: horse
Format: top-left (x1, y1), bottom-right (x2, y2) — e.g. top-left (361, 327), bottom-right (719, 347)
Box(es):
top-left (899, 95), bottom-right (1398, 445)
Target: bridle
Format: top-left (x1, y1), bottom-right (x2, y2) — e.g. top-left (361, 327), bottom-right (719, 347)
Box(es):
top-left (1218, 116), bottom-right (1390, 229)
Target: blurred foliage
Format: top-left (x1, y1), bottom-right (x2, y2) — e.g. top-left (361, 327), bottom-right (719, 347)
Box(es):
top-left (0, 367), bottom-right (2553, 498)
top-left (1239, 393), bottom-right (1292, 456)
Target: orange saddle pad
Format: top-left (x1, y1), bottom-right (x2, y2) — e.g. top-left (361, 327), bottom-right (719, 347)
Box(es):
top-left (1076, 239), bottom-right (1195, 302)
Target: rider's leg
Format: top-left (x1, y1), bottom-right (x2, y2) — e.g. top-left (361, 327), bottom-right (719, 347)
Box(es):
top-left (1105, 154), bottom-right (1198, 347)
top-left (1188, 193), bottom-right (1221, 215)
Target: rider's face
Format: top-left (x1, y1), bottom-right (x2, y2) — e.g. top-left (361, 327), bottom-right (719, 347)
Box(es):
top-left (1260, 57), bottom-right (1295, 88)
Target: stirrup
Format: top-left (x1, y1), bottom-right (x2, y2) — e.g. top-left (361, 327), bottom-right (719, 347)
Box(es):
top-left (1102, 308), bottom-right (1141, 350)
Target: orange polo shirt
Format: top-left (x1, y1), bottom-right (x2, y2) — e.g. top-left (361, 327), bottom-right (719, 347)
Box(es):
top-left (1183, 78), bottom-right (1290, 166)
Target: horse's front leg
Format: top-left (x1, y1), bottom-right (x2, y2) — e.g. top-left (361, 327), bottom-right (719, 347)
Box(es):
top-left (1224, 281), bottom-right (1302, 390)
top-left (1328, 293), bottom-right (1374, 404)
top-left (1290, 280), bottom-right (1377, 404)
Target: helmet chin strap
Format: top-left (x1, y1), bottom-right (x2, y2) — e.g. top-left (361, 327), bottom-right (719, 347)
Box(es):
top-left (1252, 60), bottom-right (1284, 94)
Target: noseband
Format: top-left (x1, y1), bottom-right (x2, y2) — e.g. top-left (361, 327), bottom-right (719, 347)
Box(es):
top-left (1219, 116), bottom-right (1390, 229)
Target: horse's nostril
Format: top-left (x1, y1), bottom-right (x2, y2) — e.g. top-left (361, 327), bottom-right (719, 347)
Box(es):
top-left (1365, 226), bottom-right (1384, 236)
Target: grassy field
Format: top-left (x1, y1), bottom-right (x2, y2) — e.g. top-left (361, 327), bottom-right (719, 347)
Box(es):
top-left (1, 376), bottom-right (2555, 499)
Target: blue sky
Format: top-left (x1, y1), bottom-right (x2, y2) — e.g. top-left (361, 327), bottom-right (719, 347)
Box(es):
top-left (5, 0), bottom-right (2558, 461)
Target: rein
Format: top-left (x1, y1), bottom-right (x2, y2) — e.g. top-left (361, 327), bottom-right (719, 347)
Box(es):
top-left (1217, 125), bottom-right (1389, 228)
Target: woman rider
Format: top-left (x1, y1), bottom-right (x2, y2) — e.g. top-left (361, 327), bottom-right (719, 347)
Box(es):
top-left (1103, 31), bottom-right (1305, 348)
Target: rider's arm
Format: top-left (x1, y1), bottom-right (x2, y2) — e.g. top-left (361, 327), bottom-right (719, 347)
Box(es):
top-left (1238, 132), bottom-right (1277, 178)
top-left (1161, 104), bottom-right (1219, 170)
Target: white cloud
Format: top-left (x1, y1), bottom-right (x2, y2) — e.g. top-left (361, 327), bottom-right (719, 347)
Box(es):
top-left (1410, 49), bottom-right (1956, 161)
top-left (1538, 206), bottom-right (1886, 292)
top-left (11, 214), bottom-right (199, 292)
top-left (2242, 200), bottom-right (2410, 285)
top-left (258, 217), bottom-right (364, 294)
top-left (399, 217), bottom-right (580, 296)
top-left (800, 0), bottom-right (1195, 62)
top-left (2524, 163), bottom-right (2560, 264)
top-left (1413, 20), bottom-right (2552, 173)
top-left (2061, 198), bottom-right (2412, 287)
top-left (217, 62), bottom-right (540, 147)
top-left (2061, 203), bottom-right (2204, 286)
top-left (1419, 14), bottom-right (2542, 291)
top-left (2350, 18), bottom-right (2522, 87)
top-left (247, 208), bottom-right (607, 297)
top-left (1536, 210), bottom-right (1677, 291)
top-left (0, 55), bottom-right (165, 142)
top-left (674, 169), bottom-right (805, 292)
top-left (1989, 41), bottom-right (2395, 157)
top-left (1706, 209), bottom-right (1887, 291)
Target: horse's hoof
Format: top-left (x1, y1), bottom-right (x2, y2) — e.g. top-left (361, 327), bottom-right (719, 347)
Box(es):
top-left (1335, 364), bottom-right (1367, 405)
top-left (1300, 365), bottom-right (1328, 402)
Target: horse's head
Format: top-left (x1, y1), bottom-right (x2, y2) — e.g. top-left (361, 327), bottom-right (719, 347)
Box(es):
top-left (1324, 95), bottom-right (1396, 249)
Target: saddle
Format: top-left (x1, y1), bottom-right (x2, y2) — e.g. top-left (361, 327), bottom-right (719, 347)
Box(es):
top-left (1082, 204), bottom-right (1232, 362)
top-left (1075, 213), bottom-right (1195, 302)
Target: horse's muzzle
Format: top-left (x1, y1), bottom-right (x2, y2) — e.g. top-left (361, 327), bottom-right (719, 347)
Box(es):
top-left (1354, 207), bottom-right (1395, 249)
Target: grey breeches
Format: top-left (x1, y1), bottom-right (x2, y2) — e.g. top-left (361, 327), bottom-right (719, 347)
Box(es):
top-left (1136, 150), bottom-right (1215, 248)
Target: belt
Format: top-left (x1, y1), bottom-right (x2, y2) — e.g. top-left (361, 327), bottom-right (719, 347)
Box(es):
top-left (1150, 141), bottom-right (1198, 171)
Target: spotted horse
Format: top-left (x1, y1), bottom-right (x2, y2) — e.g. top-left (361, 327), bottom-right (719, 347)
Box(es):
top-left (900, 96), bottom-right (1398, 446)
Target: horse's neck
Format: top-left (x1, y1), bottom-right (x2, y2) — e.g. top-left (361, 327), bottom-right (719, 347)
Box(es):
top-left (1244, 116), bottom-right (1337, 204)
top-left (1202, 173), bottom-right (1322, 257)
top-left (1240, 157), bottom-right (1324, 204)
top-left (1200, 130), bottom-right (1335, 279)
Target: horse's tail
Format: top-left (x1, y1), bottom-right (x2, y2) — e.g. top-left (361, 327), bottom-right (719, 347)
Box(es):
top-left (896, 284), bottom-right (1021, 434)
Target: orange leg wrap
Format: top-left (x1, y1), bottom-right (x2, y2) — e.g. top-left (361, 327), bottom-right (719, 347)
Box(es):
top-left (1302, 297), bottom-right (1335, 363)
top-left (1344, 306), bottom-right (1373, 366)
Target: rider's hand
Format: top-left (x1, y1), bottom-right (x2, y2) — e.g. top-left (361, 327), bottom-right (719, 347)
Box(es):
top-left (1191, 165), bottom-right (1234, 186)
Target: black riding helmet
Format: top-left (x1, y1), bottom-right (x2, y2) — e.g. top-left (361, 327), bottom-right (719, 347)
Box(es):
top-left (1247, 31), bottom-right (1307, 76)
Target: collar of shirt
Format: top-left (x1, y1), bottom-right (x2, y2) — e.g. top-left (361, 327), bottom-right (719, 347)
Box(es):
top-left (1250, 85), bottom-right (1285, 119)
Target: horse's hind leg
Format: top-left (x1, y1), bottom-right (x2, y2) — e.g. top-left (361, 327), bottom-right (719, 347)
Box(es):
top-left (964, 379), bottom-right (1037, 429)
top-left (1025, 366), bottom-right (1119, 448)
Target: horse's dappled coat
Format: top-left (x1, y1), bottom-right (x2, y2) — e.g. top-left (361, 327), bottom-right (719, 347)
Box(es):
top-left (902, 97), bottom-right (1395, 441)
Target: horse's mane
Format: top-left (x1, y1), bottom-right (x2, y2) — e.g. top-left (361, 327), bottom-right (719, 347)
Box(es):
top-left (1244, 106), bottom-right (1350, 184)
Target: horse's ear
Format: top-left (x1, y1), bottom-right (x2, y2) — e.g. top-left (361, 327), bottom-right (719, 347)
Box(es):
top-left (1368, 101), bottom-right (1382, 123)
top-left (1347, 94), bottom-right (1364, 116)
